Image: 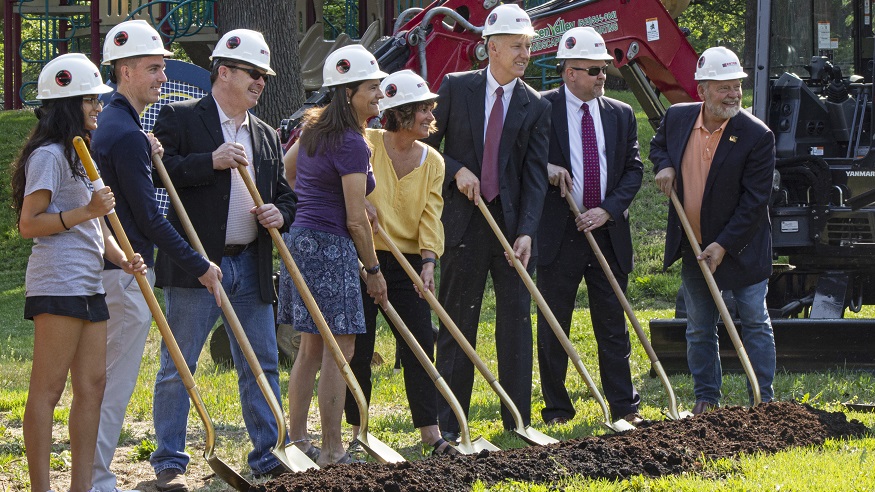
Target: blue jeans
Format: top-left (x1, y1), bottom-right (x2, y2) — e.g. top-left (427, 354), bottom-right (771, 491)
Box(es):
top-left (682, 260), bottom-right (775, 405)
top-left (150, 249), bottom-right (284, 475)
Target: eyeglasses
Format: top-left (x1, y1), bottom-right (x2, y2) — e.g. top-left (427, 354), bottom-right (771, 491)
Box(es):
top-left (568, 65), bottom-right (608, 76)
top-left (224, 64), bottom-right (267, 80)
top-left (82, 96), bottom-right (104, 109)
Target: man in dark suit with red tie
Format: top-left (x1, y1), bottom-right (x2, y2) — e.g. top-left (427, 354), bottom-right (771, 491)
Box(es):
top-left (536, 27), bottom-right (644, 427)
top-left (424, 3), bottom-right (551, 439)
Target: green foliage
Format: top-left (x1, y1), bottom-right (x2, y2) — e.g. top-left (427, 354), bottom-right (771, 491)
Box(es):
top-left (678, 0), bottom-right (748, 56)
top-left (129, 438), bottom-right (157, 462)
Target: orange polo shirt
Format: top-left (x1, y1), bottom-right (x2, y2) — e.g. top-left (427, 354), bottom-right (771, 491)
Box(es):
top-left (680, 107), bottom-right (730, 244)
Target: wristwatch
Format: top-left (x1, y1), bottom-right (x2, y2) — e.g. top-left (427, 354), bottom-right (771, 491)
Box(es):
top-left (365, 263), bottom-right (381, 275)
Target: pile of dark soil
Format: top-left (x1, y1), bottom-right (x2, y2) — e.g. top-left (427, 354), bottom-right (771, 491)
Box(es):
top-left (255, 402), bottom-right (867, 492)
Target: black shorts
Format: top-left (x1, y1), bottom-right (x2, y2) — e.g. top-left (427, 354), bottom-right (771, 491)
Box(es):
top-left (24, 294), bottom-right (109, 322)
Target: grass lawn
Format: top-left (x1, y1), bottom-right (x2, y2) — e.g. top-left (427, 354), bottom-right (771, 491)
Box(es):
top-left (1, 95), bottom-right (874, 491)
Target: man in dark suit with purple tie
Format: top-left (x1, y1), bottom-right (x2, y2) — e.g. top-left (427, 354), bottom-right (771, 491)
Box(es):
top-left (423, 3), bottom-right (550, 439)
top-left (536, 27), bottom-right (644, 427)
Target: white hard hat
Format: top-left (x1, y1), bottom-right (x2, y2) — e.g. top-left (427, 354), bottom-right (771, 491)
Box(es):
top-left (37, 53), bottom-right (113, 100)
top-left (556, 27), bottom-right (613, 61)
top-left (322, 45), bottom-right (389, 88)
top-left (379, 70), bottom-right (437, 111)
top-left (211, 29), bottom-right (276, 76)
top-left (102, 20), bottom-right (173, 65)
top-left (694, 46), bottom-right (748, 81)
top-left (481, 3), bottom-right (536, 38)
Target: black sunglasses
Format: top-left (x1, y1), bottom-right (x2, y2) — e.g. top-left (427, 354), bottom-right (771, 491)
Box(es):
top-left (224, 64), bottom-right (267, 80)
top-left (568, 65), bottom-right (608, 76)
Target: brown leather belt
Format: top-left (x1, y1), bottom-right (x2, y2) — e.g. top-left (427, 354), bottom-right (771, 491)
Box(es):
top-left (223, 242), bottom-right (254, 256)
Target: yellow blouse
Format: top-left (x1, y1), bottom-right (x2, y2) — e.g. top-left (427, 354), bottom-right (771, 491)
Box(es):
top-left (366, 128), bottom-right (445, 256)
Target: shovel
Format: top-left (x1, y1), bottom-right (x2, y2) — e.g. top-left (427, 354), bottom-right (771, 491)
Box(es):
top-left (372, 227), bottom-right (502, 453)
top-left (234, 165), bottom-right (405, 464)
top-left (151, 155), bottom-right (319, 472)
top-left (375, 226), bottom-right (557, 445)
top-left (669, 190), bottom-right (762, 405)
top-left (72, 137), bottom-right (251, 491)
top-left (476, 200), bottom-right (636, 433)
top-left (564, 194), bottom-right (692, 420)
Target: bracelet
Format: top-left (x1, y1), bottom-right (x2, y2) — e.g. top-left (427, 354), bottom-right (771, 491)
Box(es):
top-left (364, 263), bottom-right (381, 275)
top-left (59, 211), bottom-right (70, 230)
top-left (421, 257), bottom-right (437, 266)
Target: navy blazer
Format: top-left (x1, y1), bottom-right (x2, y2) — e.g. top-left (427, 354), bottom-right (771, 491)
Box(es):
top-left (152, 94), bottom-right (297, 302)
top-left (650, 102), bottom-right (775, 290)
top-left (424, 69), bottom-right (551, 251)
top-left (537, 87), bottom-right (643, 273)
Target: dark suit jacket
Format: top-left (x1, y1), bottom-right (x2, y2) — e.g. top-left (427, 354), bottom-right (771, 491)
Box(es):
top-left (537, 87), bottom-right (643, 273)
top-left (423, 69), bottom-right (551, 251)
top-left (650, 102), bottom-right (775, 290)
top-left (152, 94), bottom-right (297, 302)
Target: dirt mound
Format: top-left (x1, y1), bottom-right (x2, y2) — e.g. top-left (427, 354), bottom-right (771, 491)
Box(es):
top-left (255, 402), bottom-right (867, 492)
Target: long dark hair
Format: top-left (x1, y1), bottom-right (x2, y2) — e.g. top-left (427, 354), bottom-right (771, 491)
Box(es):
top-left (299, 80), bottom-right (368, 157)
top-left (10, 97), bottom-right (89, 218)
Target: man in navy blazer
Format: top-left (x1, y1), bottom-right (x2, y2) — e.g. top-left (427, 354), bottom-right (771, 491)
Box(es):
top-left (651, 47), bottom-right (776, 415)
top-left (423, 4), bottom-right (550, 437)
top-left (536, 27), bottom-right (644, 426)
top-left (149, 30), bottom-right (295, 488)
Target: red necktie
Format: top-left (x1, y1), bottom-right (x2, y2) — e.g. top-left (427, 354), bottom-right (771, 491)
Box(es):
top-left (581, 103), bottom-right (601, 209)
top-left (481, 86), bottom-right (504, 202)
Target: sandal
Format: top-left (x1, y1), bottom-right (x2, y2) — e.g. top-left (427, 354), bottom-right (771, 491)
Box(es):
top-left (431, 437), bottom-right (461, 457)
top-left (334, 452), bottom-right (364, 464)
top-left (291, 438), bottom-right (321, 462)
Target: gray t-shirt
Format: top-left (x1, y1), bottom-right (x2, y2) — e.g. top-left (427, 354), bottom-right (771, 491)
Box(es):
top-left (24, 143), bottom-right (105, 297)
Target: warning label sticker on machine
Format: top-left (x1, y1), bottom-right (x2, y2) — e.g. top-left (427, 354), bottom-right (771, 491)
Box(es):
top-left (646, 18), bottom-right (659, 41)
top-left (781, 221), bottom-right (799, 233)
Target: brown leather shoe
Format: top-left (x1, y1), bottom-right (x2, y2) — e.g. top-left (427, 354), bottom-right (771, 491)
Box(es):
top-left (155, 468), bottom-right (188, 492)
top-left (622, 412), bottom-right (646, 427)
top-left (692, 401), bottom-right (718, 415)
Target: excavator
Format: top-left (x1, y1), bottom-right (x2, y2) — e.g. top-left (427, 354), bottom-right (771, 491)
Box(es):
top-left (281, 0), bottom-right (875, 372)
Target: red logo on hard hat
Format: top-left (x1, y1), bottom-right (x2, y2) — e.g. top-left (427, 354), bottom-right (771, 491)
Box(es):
top-left (698, 56), bottom-right (706, 68)
top-left (336, 59), bottom-right (351, 74)
top-left (226, 36), bottom-right (241, 50)
top-left (114, 31), bottom-right (128, 46)
top-left (385, 84), bottom-right (397, 97)
top-left (55, 70), bottom-right (72, 87)
top-left (487, 13), bottom-right (497, 25)
top-left (565, 37), bottom-right (576, 49)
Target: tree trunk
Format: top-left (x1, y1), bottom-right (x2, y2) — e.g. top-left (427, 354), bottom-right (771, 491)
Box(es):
top-left (216, 1), bottom-right (305, 127)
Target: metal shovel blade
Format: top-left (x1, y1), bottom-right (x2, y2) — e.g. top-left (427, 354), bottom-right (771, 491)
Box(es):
top-left (514, 425), bottom-right (560, 446)
top-left (272, 443), bottom-right (320, 473)
top-left (458, 436), bottom-right (502, 454)
top-left (356, 432), bottom-right (406, 464)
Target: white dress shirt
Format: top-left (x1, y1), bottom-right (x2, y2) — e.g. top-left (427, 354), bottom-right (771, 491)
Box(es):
top-left (216, 103), bottom-right (258, 246)
top-left (565, 88), bottom-right (607, 210)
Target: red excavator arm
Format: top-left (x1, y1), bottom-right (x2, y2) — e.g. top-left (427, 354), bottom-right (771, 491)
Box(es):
top-left (392, 0), bottom-right (699, 127)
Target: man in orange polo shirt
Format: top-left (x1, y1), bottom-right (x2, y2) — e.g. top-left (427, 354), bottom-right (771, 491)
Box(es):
top-left (651, 47), bottom-right (776, 415)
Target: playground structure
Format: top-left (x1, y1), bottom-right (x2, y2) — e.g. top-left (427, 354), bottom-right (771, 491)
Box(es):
top-left (3, 0), bottom-right (433, 109)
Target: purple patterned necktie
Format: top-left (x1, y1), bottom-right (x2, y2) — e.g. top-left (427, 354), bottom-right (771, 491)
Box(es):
top-left (581, 103), bottom-right (601, 209)
top-left (481, 86), bottom-right (504, 202)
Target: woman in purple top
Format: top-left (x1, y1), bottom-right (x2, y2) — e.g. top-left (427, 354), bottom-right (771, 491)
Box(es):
top-left (279, 45), bottom-right (388, 466)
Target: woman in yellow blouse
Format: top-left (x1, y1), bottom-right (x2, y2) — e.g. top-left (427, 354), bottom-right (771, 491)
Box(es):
top-left (342, 70), bottom-right (457, 455)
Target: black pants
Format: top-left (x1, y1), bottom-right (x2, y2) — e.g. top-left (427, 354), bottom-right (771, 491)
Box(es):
top-left (345, 250), bottom-right (439, 429)
top-left (536, 213), bottom-right (640, 422)
top-left (436, 200), bottom-right (533, 433)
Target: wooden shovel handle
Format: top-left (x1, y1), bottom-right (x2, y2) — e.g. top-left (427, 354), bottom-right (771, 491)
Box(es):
top-left (669, 190), bottom-right (762, 405)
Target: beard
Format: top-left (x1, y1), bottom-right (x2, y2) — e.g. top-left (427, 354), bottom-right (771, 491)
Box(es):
top-left (706, 98), bottom-right (740, 120)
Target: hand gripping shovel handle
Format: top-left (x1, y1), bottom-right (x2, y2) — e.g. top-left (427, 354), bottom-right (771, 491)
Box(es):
top-left (151, 155), bottom-right (318, 472)
top-left (374, 227), bottom-right (501, 453)
top-left (564, 194), bottom-right (689, 420)
top-left (669, 190), bottom-right (762, 405)
top-left (71, 137), bottom-right (251, 491)
top-left (233, 164), bottom-right (405, 464)
top-left (474, 199), bottom-right (634, 433)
